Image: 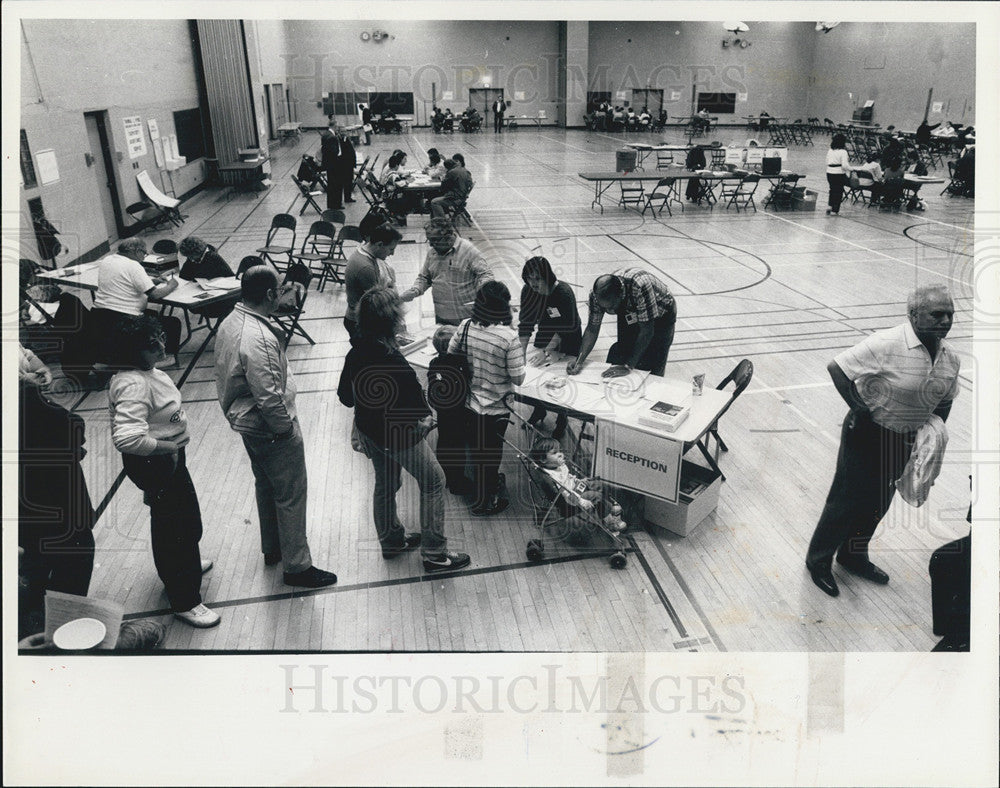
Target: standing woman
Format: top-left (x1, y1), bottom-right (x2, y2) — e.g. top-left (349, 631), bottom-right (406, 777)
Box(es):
top-left (107, 314), bottom-right (219, 628)
top-left (449, 281), bottom-right (526, 516)
top-left (826, 132), bottom-right (851, 215)
top-left (518, 256), bottom-right (582, 438)
top-left (338, 288), bottom-right (470, 573)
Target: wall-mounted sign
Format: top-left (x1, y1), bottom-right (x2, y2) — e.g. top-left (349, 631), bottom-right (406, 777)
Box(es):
top-left (616, 91), bottom-right (627, 100)
top-left (931, 101), bottom-right (943, 113)
top-left (514, 91), bottom-right (525, 101)
top-left (442, 91), bottom-right (454, 100)
top-left (670, 91), bottom-right (682, 101)
top-left (147, 118), bottom-right (160, 141)
top-left (123, 116), bottom-right (146, 159)
top-left (35, 149), bottom-right (60, 184)
top-left (737, 92), bottom-right (748, 102)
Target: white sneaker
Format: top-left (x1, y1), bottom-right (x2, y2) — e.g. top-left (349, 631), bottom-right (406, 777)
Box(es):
top-left (174, 603), bottom-right (221, 628)
top-left (201, 559), bottom-right (214, 574)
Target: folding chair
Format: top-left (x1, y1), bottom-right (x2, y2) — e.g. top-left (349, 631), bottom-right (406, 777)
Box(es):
top-left (640, 177), bottom-right (680, 217)
top-left (710, 148), bottom-right (727, 168)
top-left (331, 224), bottom-right (364, 263)
top-left (698, 359), bottom-right (753, 481)
top-left (655, 150), bottom-right (674, 170)
top-left (321, 208), bottom-right (346, 226)
top-left (848, 172), bottom-right (873, 205)
top-left (290, 174), bottom-right (325, 216)
top-left (297, 154), bottom-right (326, 190)
top-left (151, 238), bottom-right (179, 264)
top-left (271, 262), bottom-right (315, 348)
top-left (293, 220), bottom-right (341, 291)
top-left (723, 174), bottom-right (759, 213)
top-left (618, 180), bottom-right (645, 210)
top-left (256, 213), bottom-right (297, 273)
top-left (763, 174), bottom-right (800, 210)
top-left (135, 170), bottom-right (185, 227)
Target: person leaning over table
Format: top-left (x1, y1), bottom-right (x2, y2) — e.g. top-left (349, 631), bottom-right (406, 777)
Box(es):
top-left (90, 238), bottom-right (183, 374)
top-left (178, 235), bottom-right (238, 320)
top-left (423, 147), bottom-right (447, 180)
top-left (567, 268), bottom-right (677, 379)
top-left (399, 218), bottom-right (493, 325)
top-left (518, 255), bottom-right (582, 439)
top-left (805, 284), bottom-right (960, 598)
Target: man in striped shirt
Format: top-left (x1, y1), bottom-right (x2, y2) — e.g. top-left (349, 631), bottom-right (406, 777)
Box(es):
top-left (400, 219), bottom-right (493, 324)
top-left (567, 268), bottom-right (678, 377)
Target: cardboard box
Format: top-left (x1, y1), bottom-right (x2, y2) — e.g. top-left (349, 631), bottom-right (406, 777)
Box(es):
top-left (644, 460), bottom-right (722, 537)
top-left (792, 188), bottom-right (818, 212)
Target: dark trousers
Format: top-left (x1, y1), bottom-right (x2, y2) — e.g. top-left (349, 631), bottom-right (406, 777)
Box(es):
top-left (806, 411), bottom-right (914, 569)
top-left (827, 172), bottom-right (847, 212)
top-left (607, 307), bottom-right (676, 376)
top-left (19, 524), bottom-right (95, 639)
top-left (435, 409), bottom-right (470, 490)
top-left (929, 534), bottom-right (971, 639)
top-left (466, 409), bottom-right (510, 506)
top-left (326, 168), bottom-right (342, 209)
top-left (494, 116), bottom-right (503, 133)
top-left (338, 166), bottom-right (355, 202)
top-left (122, 449), bottom-right (204, 612)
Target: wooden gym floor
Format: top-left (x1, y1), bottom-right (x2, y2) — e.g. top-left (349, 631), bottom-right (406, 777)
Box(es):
top-left (46, 124), bottom-right (974, 651)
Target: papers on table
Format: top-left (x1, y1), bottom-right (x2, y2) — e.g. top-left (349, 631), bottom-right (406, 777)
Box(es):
top-left (194, 276), bottom-right (240, 291)
top-left (565, 362), bottom-right (650, 390)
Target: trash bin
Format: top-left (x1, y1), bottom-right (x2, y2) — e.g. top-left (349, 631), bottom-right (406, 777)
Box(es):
top-left (616, 149), bottom-right (637, 173)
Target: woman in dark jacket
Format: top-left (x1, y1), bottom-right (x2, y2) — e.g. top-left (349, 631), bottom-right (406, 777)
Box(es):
top-left (178, 236), bottom-right (238, 319)
top-left (518, 256), bottom-right (582, 438)
top-left (338, 288), bottom-right (470, 572)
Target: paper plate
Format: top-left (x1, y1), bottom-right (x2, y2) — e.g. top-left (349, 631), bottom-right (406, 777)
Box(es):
top-left (53, 617), bottom-right (107, 650)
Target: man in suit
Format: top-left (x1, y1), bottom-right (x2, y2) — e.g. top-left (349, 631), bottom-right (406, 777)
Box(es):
top-left (337, 127), bottom-right (357, 204)
top-left (319, 118), bottom-right (343, 210)
top-left (493, 98), bottom-right (506, 133)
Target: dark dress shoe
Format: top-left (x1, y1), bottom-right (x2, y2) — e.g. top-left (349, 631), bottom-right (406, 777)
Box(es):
top-left (283, 566), bottom-right (338, 588)
top-left (264, 550), bottom-right (282, 566)
top-left (345, 198), bottom-right (357, 203)
top-left (382, 532), bottom-right (421, 559)
top-left (806, 563), bottom-right (839, 597)
top-left (837, 557), bottom-right (890, 585)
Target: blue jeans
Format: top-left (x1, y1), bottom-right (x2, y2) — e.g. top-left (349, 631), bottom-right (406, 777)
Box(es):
top-left (357, 431), bottom-right (448, 557)
top-left (241, 421), bottom-right (313, 573)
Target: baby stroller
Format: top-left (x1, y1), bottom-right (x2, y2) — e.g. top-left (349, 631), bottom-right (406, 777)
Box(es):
top-left (501, 396), bottom-right (630, 569)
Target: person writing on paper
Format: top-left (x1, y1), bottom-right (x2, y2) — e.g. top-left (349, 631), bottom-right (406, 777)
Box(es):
top-left (518, 255), bottom-right (582, 438)
top-left (400, 219), bottom-right (493, 325)
top-left (568, 269), bottom-right (677, 379)
top-left (178, 235), bottom-right (238, 319)
top-left (90, 238), bottom-right (182, 373)
top-left (423, 148), bottom-right (447, 180)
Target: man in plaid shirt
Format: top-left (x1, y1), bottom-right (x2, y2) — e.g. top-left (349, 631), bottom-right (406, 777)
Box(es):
top-left (400, 219), bottom-right (494, 325)
top-left (567, 268), bottom-right (677, 377)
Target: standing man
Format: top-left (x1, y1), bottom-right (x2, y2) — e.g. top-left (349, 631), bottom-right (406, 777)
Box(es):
top-left (344, 223), bottom-right (402, 339)
top-left (568, 268), bottom-right (678, 378)
top-left (400, 219), bottom-right (493, 325)
top-left (214, 266), bottom-right (338, 589)
top-left (805, 285), bottom-right (960, 597)
top-left (360, 103), bottom-right (373, 145)
top-left (493, 97), bottom-right (506, 133)
top-left (337, 126), bottom-right (357, 204)
top-left (319, 117), bottom-right (343, 210)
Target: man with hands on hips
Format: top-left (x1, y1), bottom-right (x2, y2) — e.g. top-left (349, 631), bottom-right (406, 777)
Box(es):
top-left (567, 268), bottom-right (678, 378)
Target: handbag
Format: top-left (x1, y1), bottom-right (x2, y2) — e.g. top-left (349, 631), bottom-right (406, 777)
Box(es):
top-left (430, 321), bottom-right (474, 411)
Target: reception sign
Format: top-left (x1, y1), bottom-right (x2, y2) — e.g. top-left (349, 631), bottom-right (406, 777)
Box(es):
top-left (594, 417), bottom-right (683, 503)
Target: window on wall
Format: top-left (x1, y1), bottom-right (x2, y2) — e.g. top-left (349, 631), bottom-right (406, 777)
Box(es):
top-left (696, 92), bottom-right (737, 114)
top-left (173, 108), bottom-right (207, 161)
top-left (369, 92), bottom-right (414, 115)
top-left (21, 130), bottom-right (38, 188)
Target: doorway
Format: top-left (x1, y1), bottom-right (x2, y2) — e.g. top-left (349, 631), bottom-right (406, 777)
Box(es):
top-left (264, 84), bottom-right (275, 138)
top-left (468, 88), bottom-right (505, 128)
top-left (629, 89), bottom-right (664, 116)
top-left (270, 83), bottom-right (287, 130)
top-left (83, 110), bottom-right (123, 240)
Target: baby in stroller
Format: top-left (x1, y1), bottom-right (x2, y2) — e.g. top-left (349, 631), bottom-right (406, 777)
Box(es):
top-left (529, 436), bottom-right (627, 533)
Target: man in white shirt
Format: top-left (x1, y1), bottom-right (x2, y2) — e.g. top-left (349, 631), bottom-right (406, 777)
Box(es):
top-left (806, 285), bottom-right (960, 597)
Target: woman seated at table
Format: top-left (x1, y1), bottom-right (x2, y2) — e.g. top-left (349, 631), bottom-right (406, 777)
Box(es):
top-left (903, 150), bottom-right (928, 210)
top-left (380, 150), bottom-right (414, 223)
top-left (178, 236), bottom-right (238, 319)
top-left (423, 148), bottom-right (447, 180)
top-left (90, 238), bottom-right (183, 375)
top-left (611, 106), bottom-right (625, 131)
top-left (638, 107), bottom-right (651, 130)
top-left (518, 256), bottom-right (582, 440)
top-left (443, 109), bottom-right (455, 132)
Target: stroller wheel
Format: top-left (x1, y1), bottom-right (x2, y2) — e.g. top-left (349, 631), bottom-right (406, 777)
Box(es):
top-left (609, 551), bottom-right (627, 570)
top-left (526, 539), bottom-right (544, 562)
